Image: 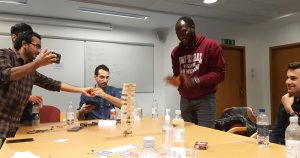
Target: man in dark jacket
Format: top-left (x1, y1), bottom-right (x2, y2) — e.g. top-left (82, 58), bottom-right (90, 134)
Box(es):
top-left (270, 62), bottom-right (300, 145)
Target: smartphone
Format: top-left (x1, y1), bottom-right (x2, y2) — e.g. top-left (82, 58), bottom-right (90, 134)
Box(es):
top-left (51, 52), bottom-right (61, 64)
top-left (6, 138), bottom-right (34, 144)
top-left (67, 126), bottom-right (83, 132)
top-left (85, 104), bottom-right (96, 108)
top-left (85, 101), bottom-right (99, 107)
top-left (77, 101), bottom-right (98, 110)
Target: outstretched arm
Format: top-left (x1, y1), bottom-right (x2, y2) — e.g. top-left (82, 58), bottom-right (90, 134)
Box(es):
top-left (10, 50), bottom-right (57, 81)
top-left (60, 83), bottom-right (93, 97)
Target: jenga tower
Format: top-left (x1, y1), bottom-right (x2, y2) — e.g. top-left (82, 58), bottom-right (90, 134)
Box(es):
top-left (120, 83), bottom-right (136, 136)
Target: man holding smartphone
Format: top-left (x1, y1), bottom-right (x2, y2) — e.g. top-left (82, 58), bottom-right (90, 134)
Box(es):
top-left (0, 31), bottom-right (95, 147)
top-left (78, 65), bottom-right (122, 120)
top-left (8, 23), bottom-right (44, 126)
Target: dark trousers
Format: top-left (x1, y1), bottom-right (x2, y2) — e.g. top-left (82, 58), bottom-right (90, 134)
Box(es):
top-left (180, 93), bottom-right (216, 128)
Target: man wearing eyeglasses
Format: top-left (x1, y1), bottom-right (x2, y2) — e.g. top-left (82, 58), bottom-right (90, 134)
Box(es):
top-left (0, 31), bottom-right (94, 146)
top-left (9, 23), bottom-right (44, 126)
top-left (78, 64), bottom-right (122, 120)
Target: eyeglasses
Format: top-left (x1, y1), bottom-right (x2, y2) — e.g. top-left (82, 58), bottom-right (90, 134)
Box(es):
top-left (30, 43), bottom-right (42, 50)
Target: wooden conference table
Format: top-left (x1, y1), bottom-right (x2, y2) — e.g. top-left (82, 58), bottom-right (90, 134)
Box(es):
top-left (0, 118), bottom-right (285, 158)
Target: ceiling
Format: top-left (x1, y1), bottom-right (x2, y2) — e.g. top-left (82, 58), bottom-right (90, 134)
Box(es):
top-left (0, 0), bottom-right (299, 30)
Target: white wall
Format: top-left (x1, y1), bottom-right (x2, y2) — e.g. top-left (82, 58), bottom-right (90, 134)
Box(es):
top-left (2, 13), bottom-right (300, 119)
top-left (0, 21), bottom-right (165, 116)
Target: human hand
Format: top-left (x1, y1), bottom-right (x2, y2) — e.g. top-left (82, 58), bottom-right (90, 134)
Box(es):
top-left (80, 104), bottom-right (95, 113)
top-left (179, 73), bottom-right (193, 88)
top-left (281, 93), bottom-right (294, 113)
top-left (34, 49), bottom-right (57, 67)
top-left (93, 88), bottom-right (107, 98)
top-left (164, 75), bottom-right (181, 87)
top-left (82, 87), bottom-right (94, 97)
top-left (29, 95), bottom-right (43, 104)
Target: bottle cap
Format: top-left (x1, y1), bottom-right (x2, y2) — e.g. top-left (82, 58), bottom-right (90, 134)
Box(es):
top-left (166, 108), bottom-right (170, 113)
top-left (143, 136), bottom-right (155, 148)
top-left (175, 110), bottom-right (181, 115)
top-left (259, 109), bottom-right (265, 113)
top-left (289, 116), bottom-right (299, 122)
top-left (32, 103), bottom-right (40, 113)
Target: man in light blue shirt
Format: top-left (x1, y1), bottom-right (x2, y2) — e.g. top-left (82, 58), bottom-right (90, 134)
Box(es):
top-left (78, 65), bottom-right (122, 120)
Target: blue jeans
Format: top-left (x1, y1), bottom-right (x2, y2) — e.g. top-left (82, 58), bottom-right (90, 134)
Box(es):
top-left (180, 93), bottom-right (216, 128)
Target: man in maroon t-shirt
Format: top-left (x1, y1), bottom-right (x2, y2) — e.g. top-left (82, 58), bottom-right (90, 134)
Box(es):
top-left (165, 16), bottom-right (225, 128)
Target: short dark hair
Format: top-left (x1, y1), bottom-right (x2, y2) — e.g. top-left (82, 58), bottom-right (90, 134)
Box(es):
top-left (288, 62), bottom-right (300, 70)
top-left (14, 31), bottom-right (41, 50)
top-left (177, 16), bottom-right (195, 28)
top-left (10, 23), bottom-right (33, 35)
top-left (94, 64), bottom-right (110, 76)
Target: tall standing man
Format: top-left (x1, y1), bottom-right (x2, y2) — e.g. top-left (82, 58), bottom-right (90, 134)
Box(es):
top-left (78, 64), bottom-right (122, 120)
top-left (165, 16), bottom-right (225, 128)
top-left (9, 23), bottom-right (43, 125)
top-left (270, 62), bottom-right (300, 145)
top-left (0, 31), bottom-right (95, 147)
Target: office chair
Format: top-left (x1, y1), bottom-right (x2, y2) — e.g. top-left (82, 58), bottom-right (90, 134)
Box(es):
top-left (215, 107), bottom-right (257, 137)
top-left (39, 105), bottom-right (61, 123)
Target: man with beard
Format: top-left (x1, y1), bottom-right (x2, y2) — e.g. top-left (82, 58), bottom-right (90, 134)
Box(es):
top-left (78, 64), bottom-right (122, 120)
top-left (270, 62), bottom-right (300, 145)
top-left (9, 23), bottom-right (43, 125)
top-left (165, 16), bottom-right (225, 128)
top-left (0, 31), bottom-right (94, 147)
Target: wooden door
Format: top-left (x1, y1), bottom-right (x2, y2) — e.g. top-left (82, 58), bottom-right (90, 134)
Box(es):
top-left (216, 45), bottom-right (246, 118)
top-left (270, 43), bottom-right (300, 123)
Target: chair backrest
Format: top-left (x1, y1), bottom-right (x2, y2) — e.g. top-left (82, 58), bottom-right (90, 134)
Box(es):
top-left (222, 107), bottom-right (256, 123)
top-left (215, 107), bottom-right (257, 136)
top-left (39, 105), bottom-right (61, 123)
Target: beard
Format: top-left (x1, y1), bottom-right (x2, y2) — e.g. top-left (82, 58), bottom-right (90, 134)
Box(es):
top-left (99, 83), bottom-right (107, 88)
top-left (24, 48), bottom-right (35, 62)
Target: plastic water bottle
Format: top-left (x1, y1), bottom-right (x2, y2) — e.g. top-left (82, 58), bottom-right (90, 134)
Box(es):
top-left (172, 110), bottom-right (185, 147)
top-left (66, 101), bottom-right (75, 129)
top-left (151, 99), bottom-right (158, 119)
top-left (31, 103), bottom-right (40, 126)
top-left (138, 137), bottom-right (159, 158)
top-left (162, 109), bottom-right (172, 149)
top-left (256, 108), bottom-right (269, 147)
top-left (285, 116), bottom-right (300, 158)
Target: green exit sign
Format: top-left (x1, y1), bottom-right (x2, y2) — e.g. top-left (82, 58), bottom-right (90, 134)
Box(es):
top-left (221, 38), bottom-right (235, 45)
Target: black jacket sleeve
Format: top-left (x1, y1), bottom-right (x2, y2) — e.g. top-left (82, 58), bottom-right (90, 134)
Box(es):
top-left (269, 104), bottom-right (289, 145)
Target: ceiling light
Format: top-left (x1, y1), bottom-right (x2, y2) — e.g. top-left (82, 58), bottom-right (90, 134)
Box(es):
top-left (79, 7), bottom-right (149, 20)
top-left (0, 0), bottom-right (27, 5)
top-left (273, 12), bottom-right (298, 20)
top-left (0, 13), bottom-right (112, 31)
top-left (203, 0), bottom-right (218, 4)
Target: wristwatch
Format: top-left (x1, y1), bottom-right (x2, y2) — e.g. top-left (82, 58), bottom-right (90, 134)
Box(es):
top-left (191, 77), bottom-right (201, 86)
